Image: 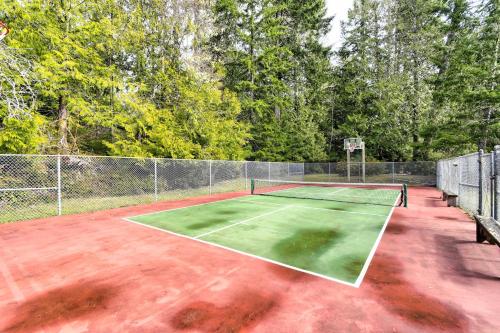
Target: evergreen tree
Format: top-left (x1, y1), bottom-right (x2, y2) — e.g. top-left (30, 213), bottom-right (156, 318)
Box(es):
top-left (211, 0), bottom-right (331, 161)
top-left (431, 0), bottom-right (499, 153)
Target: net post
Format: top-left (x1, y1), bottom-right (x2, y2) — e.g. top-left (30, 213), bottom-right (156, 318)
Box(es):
top-left (403, 183), bottom-right (408, 208)
top-left (57, 155), bottom-right (62, 216)
top-left (154, 159), bottom-right (158, 201)
top-left (209, 160), bottom-right (212, 195)
top-left (250, 178), bottom-right (255, 194)
top-left (478, 149), bottom-right (483, 215)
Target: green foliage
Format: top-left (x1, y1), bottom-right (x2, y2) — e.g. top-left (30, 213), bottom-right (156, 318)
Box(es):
top-left (0, 0), bottom-right (497, 161)
top-left (0, 109), bottom-right (46, 153)
top-left (104, 75), bottom-right (249, 160)
top-left (430, 0), bottom-right (499, 154)
top-left (1, 0), bottom-right (249, 160)
top-left (212, 0), bottom-right (331, 161)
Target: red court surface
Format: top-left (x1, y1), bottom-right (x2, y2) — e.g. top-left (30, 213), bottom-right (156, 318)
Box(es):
top-left (0, 187), bottom-right (499, 332)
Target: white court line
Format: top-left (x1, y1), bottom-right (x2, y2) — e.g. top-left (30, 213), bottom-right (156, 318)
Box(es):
top-left (122, 217), bottom-right (357, 288)
top-left (323, 187), bottom-right (349, 196)
top-left (278, 187), bottom-right (348, 198)
top-left (354, 193), bottom-right (401, 288)
top-left (231, 199), bottom-right (387, 217)
top-left (0, 250), bottom-right (25, 302)
top-left (193, 205), bottom-right (290, 239)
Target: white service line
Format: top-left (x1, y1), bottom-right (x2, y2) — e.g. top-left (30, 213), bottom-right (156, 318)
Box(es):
top-left (323, 187), bottom-right (349, 196)
top-left (232, 199), bottom-right (387, 217)
top-left (193, 205), bottom-right (290, 239)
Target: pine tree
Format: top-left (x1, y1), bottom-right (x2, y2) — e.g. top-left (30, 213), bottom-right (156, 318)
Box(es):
top-left (432, 0), bottom-right (499, 153)
top-left (211, 0), bottom-right (331, 161)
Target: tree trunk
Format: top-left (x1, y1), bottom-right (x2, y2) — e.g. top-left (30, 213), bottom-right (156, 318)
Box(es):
top-left (58, 95), bottom-right (69, 154)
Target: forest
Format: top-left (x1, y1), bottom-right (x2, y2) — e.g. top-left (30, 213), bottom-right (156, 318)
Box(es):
top-left (0, 0), bottom-right (498, 162)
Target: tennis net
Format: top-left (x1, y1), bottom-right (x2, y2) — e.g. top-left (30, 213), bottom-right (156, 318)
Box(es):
top-left (251, 179), bottom-right (407, 207)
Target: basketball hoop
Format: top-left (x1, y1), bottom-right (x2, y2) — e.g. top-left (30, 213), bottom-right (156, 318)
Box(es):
top-left (344, 137), bottom-right (366, 183)
top-left (0, 21), bottom-right (10, 41)
top-left (344, 138), bottom-right (362, 152)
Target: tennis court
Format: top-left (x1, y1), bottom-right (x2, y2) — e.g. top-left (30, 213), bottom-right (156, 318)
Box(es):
top-left (126, 179), bottom-right (405, 287)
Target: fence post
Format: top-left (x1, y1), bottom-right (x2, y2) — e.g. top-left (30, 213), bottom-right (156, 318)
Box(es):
top-left (57, 155), bottom-right (62, 216)
top-left (287, 162), bottom-right (290, 178)
top-left (491, 152), bottom-right (495, 218)
top-left (154, 159), bottom-right (158, 201)
top-left (392, 162), bottom-right (395, 183)
top-left (209, 160), bottom-right (212, 195)
top-left (458, 157), bottom-right (462, 206)
top-left (494, 146), bottom-right (499, 220)
top-left (478, 150), bottom-right (483, 215)
top-left (245, 162), bottom-right (248, 190)
top-left (268, 161), bottom-right (271, 181)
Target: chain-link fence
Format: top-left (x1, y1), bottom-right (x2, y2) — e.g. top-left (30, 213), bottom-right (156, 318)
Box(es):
top-left (303, 161), bottom-right (436, 185)
top-left (0, 155), bottom-right (308, 223)
top-left (437, 147), bottom-right (500, 222)
top-left (1, 154), bottom-right (437, 223)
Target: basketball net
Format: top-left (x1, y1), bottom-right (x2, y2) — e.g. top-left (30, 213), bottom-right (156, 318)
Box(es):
top-left (348, 143), bottom-right (356, 153)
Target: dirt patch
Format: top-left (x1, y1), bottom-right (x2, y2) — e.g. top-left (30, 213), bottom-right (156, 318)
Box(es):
top-left (385, 222), bottom-right (410, 235)
top-left (266, 263), bottom-right (311, 282)
top-left (170, 291), bottom-right (277, 332)
top-left (366, 254), bottom-right (468, 331)
top-left (435, 216), bottom-right (472, 222)
top-left (3, 280), bottom-right (119, 333)
top-left (424, 198), bottom-right (444, 207)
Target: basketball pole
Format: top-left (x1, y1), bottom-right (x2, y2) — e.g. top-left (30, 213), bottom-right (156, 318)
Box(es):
top-left (347, 149), bottom-right (350, 182)
top-left (362, 143), bottom-right (366, 183)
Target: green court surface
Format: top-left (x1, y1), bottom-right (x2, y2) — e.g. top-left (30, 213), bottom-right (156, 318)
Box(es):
top-left (126, 185), bottom-right (401, 287)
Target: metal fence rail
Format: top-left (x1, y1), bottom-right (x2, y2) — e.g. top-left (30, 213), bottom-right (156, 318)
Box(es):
top-left (1, 154), bottom-right (435, 223)
top-left (437, 147), bottom-right (500, 222)
top-left (303, 161), bottom-right (436, 185)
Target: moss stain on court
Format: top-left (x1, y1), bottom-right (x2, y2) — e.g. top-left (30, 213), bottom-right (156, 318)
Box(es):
top-left (187, 218), bottom-right (229, 230)
top-left (272, 228), bottom-right (344, 269)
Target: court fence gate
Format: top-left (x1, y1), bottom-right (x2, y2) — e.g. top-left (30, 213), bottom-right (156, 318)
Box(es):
top-left (437, 146), bottom-right (500, 224)
top-left (1, 154), bottom-right (435, 223)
